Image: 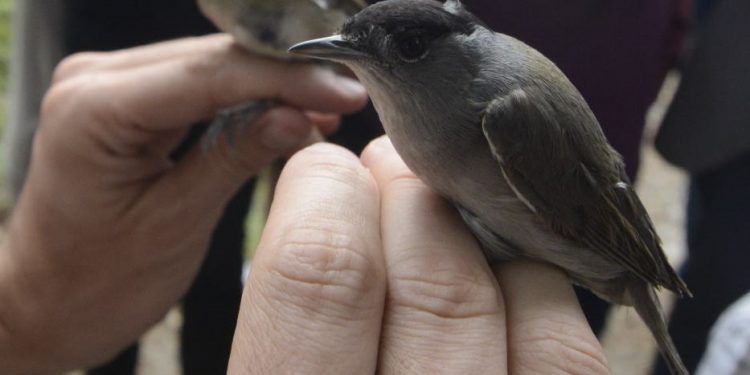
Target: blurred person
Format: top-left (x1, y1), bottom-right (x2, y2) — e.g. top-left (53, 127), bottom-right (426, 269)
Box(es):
top-left (654, 0), bottom-right (750, 373)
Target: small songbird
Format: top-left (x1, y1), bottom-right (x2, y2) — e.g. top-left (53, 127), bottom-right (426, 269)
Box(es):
top-left (198, 0), bottom-right (366, 58)
top-left (289, 0), bottom-right (691, 373)
top-left (197, 0), bottom-right (366, 144)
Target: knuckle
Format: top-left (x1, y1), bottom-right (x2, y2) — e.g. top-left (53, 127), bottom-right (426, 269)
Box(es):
top-left (35, 75), bottom-right (112, 165)
top-left (384, 172), bottom-right (426, 195)
top-left (515, 322), bottom-right (610, 375)
top-left (389, 255), bottom-right (502, 319)
top-left (266, 224), bottom-right (382, 312)
top-left (40, 75), bottom-right (99, 127)
top-left (179, 52), bottom-right (231, 109)
top-left (52, 52), bottom-right (104, 84)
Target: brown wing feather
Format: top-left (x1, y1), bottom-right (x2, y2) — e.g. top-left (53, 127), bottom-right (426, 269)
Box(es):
top-left (481, 88), bottom-right (690, 296)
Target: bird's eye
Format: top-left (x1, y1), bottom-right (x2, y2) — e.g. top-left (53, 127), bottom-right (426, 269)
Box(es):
top-left (258, 27), bottom-right (277, 44)
top-left (396, 35), bottom-right (429, 62)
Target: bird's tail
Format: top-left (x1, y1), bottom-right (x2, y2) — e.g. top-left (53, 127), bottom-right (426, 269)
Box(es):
top-left (630, 282), bottom-right (689, 375)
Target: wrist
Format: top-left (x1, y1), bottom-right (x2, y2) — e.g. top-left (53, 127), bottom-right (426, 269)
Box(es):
top-left (0, 199), bottom-right (174, 372)
top-left (0, 233), bottom-right (61, 373)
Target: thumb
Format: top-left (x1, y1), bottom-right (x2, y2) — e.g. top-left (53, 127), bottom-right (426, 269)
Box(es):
top-left (150, 105), bottom-right (313, 217)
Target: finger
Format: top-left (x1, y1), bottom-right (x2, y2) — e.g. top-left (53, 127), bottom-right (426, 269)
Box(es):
top-left (305, 111), bottom-right (342, 135)
top-left (282, 112), bottom-right (340, 160)
top-left (53, 35), bottom-right (235, 83)
top-left (280, 127), bottom-right (326, 160)
top-left (361, 136), bottom-right (508, 374)
top-left (144, 106), bottom-right (314, 219)
top-left (228, 143), bottom-right (385, 374)
top-left (301, 126), bottom-right (326, 147)
top-left (494, 261), bottom-right (610, 375)
top-left (45, 41), bottom-right (368, 134)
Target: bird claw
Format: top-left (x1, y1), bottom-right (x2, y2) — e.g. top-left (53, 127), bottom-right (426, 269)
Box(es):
top-left (202, 99), bottom-right (278, 151)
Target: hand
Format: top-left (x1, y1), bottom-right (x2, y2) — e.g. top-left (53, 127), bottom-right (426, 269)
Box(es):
top-left (0, 34), bottom-right (367, 372)
top-left (227, 136), bottom-right (611, 374)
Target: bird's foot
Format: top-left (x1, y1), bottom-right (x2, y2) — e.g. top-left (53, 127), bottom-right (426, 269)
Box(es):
top-left (202, 99), bottom-right (278, 151)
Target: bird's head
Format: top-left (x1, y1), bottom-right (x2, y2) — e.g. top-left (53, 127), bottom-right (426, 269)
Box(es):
top-left (199, 0), bottom-right (355, 58)
top-left (289, 0), bottom-right (484, 89)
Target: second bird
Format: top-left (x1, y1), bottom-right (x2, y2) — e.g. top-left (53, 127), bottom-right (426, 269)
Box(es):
top-left (197, 0), bottom-right (367, 144)
top-left (198, 0), bottom-right (366, 58)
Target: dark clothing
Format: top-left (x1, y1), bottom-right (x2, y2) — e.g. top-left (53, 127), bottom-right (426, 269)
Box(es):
top-left (656, 0), bottom-right (750, 175)
top-left (63, 1), bottom-right (217, 50)
top-left (654, 0), bottom-right (750, 372)
top-left (655, 151), bottom-right (750, 373)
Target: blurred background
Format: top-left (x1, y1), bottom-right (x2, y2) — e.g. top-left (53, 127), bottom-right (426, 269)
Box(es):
top-left (0, 0), bottom-right (12, 214)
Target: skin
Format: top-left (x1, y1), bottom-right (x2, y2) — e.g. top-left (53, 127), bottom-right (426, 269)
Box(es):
top-left (0, 34), bottom-right (609, 374)
top-left (0, 34), bottom-right (366, 373)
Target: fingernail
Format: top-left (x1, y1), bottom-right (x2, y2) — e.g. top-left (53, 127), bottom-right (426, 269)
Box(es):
top-left (371, 136), bottom-right (394, 153)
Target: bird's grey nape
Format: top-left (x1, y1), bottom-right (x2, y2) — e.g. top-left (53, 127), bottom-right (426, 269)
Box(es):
top-left (201, 99), bottom-right (277, 151)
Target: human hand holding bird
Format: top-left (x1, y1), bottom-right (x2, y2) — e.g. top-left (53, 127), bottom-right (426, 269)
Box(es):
top-left (197, 0), bottom-right (367, 145)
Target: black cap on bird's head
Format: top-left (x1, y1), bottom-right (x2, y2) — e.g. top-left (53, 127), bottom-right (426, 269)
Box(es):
top-left (288, 0), bottom-right (482, 67)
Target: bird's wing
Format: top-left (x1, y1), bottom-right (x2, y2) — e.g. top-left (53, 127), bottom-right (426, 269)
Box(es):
top-left (309, 0), bottom-right (366, 14)
top-left (481, 87), bottom-right (689, 296)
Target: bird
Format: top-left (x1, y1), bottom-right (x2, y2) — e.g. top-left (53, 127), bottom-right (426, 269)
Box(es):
top-left (196, 0), bottom-right (367, 145)
top-left (198, 0), bottom-right (366, 59)
top-left (288, 0), bottom-right (691, 373)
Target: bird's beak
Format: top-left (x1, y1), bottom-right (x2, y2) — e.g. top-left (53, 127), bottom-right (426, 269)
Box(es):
top-left (288, 35), bottom-right (366, 61)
